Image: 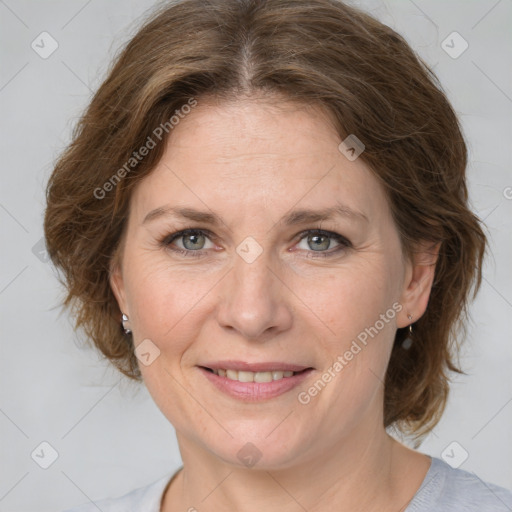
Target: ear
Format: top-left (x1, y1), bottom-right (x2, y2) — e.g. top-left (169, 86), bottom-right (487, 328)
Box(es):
top-left (397, 241), bottom-right (441, 328)
top-left (109, 256), bottom-right (128, 315)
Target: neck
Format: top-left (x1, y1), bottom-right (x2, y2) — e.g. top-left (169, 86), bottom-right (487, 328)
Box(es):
top-left (163, 418), bottom-right (429, 512)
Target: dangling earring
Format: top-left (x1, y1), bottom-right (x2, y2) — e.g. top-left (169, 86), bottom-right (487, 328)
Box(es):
top-left (121, 313), bottom-right (132, 335)
top-left (402, 314), bottom-right (413, 349)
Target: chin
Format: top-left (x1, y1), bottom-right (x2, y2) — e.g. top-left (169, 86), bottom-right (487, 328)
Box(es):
top-left (206, 425), bottom-right (310, 471)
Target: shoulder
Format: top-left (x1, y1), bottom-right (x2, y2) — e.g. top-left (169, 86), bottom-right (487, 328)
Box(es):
top-left (407, 457), bottom-right (512, 511)
top-left (61, 470), bottom-right (177, 512)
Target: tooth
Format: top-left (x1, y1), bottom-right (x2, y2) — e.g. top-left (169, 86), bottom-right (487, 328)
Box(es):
top-left (254, 371), bottom-right (273, 383)
top-left (226, 369), bottom-right (238, 380)
top-left (238, 371), bottom-right (254, 382)
top-left (215, 368), bottom-right (300, 381)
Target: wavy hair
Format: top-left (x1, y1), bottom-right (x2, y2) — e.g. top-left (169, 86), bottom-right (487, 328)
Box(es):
top-left (44, 0), bottom-right (486, 439)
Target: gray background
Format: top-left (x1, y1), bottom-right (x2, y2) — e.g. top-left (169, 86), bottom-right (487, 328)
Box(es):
top-left (0, 0), bottom-right (511, 510)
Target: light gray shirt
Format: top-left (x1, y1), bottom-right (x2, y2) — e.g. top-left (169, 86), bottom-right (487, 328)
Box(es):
top-left (63, 457), bottom-right (512, 511)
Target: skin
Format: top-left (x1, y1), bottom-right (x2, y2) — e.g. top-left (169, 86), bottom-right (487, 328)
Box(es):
top-left (110, 94), bottom-right (438, 512)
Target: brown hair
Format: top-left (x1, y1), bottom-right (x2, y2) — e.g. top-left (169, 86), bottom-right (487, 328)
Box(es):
top-left (44, 0), bottom-right (486, 439)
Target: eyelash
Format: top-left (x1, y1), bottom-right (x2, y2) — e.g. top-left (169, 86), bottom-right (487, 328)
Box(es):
top-left (159, 227), bottom-right (352, 259)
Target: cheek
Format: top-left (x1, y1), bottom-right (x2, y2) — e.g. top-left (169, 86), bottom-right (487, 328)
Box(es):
top-left (125, 254), bottom-right (212, 337)
top-left (291, 258), bottom-right (399, 396)
top-left (125, 258), bottom-right (216, 428)
top-left (298, 258), bottom-right (401, 421)
top-left (292, 258), bottom-right (400, 347)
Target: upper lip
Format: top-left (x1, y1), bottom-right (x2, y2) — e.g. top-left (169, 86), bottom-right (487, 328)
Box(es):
top-left (200, 360), bottom-right (313, 372)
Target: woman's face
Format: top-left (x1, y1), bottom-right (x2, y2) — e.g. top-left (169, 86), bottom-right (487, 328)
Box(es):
top-left (111, 96), bottom-right (428, 469)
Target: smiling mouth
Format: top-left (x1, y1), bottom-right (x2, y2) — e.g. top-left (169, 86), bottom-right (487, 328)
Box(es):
top-left (200, 367), bottom-right (311, 383)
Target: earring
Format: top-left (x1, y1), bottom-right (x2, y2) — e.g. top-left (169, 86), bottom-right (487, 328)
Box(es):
top-left (402, 314), bottom-right (413, 350)
top-left (121, 313), bottom-right (132, 335)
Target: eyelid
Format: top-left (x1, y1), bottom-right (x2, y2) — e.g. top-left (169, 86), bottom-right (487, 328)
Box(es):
top-left (161, 226), bottom-right (352, 257)
top-left (294, 228), bottom-right (352, 247)
top-left (162, 227), bottom-right (217, 244)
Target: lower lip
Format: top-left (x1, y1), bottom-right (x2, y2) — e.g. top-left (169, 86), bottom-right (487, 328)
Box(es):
top-left (199, 367), bottom-right (314, 402)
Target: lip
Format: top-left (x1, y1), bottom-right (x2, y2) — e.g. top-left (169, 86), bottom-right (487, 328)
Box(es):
top-left (198, 364), bottom-right (314, 402)
top-left (200, 360), bottom-right (311, 372)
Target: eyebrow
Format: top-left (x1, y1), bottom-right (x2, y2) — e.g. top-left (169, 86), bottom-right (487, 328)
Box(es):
top-left (142, 204), bottom-right (368, 226)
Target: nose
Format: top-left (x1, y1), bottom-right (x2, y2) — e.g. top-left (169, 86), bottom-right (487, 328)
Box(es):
top-left (215, 248), bottom-right (293, 341)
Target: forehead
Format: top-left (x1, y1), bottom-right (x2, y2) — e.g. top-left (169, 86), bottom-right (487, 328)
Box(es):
top-left (166, 96), bottom-right (340, 160)
top-left (129, 96), bottom-right (388, 225)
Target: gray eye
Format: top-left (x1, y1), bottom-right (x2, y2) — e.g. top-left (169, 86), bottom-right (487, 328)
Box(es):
top-left (178, 232), bottom-right (209, 250)
top-left (304, 233), bottom-right (333, 251)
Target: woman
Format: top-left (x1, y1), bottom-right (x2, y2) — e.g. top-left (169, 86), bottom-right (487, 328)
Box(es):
top-left (45, 0), bottom-right (512, 510)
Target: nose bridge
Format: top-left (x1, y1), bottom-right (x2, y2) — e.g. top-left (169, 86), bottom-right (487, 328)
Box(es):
top-left (234, 244), bottom-right (274, 295)
top-left (216, 239), bottom-right (292, 339)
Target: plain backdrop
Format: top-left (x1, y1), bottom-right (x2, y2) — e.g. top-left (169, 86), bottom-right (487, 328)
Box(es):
top-left (0, 0), bottom-right (511, 510)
